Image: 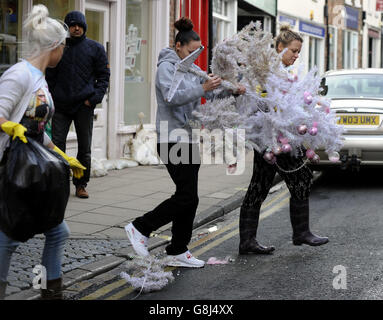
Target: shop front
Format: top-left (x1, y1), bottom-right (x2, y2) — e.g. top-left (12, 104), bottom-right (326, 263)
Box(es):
top-left (0, 0), bottom-right (170, 160)
top-left (0, 0), bottom-right (25, 77)
top-left (366, 28), bottom-right (381, 68)
top-left (212, 0), bottom-right (237, 50)
top-left (328, 24), bottom-right (338, 71)
top-left (362, 0), bottom-right (382, 69)
top-left (299, 20), bottom-right (326, 75)
top-left (342, 5), bottom-right (360, 69)
top-left (237, 0), bottom-right (277, 35)
top-left (381, 25), bottom-right (383, 68)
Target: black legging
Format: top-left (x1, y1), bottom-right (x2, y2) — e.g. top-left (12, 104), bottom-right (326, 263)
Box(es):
top-left (240, 150), bottom-right (313, 241)
top-left (133, 143), bottom-right (201, 256)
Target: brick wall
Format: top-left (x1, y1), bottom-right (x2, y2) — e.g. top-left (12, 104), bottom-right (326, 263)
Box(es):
top-left (169, 0), bottom-right (177, 48)
top-left (328, 0), bottom-right (363, 69)
top-left (328, 0), bottom-right (344, 69)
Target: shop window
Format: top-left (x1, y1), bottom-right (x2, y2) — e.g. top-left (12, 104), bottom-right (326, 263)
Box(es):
top-left (343, 30), bottom-right (359, 69)
top-left (328, 26), bottom-right (337, 70)
top-left (124, 0), bottom-right (150, 126)
top-left (212, 17), bottom-right (228, 49)
top-left (352, 33), bottom-right (358, 68)
top-left (213, 0), bottom-right (224, 14)
top-left (0, 0), bottom-right (23, 76)
top-left (309, 37), bottom-right (320, 70)
top-left (32, 0), bottom-right (76, 21)
top-left (368, 36), bottom-right (379, 68)
top-left (212, 0), bottom-right (234, 48)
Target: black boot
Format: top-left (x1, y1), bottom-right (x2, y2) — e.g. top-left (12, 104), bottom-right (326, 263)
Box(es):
top-left (0, 281), bottom-right (7, 300)
top-left (40, 278), bottom-right (63, 300)
top-left (290, 198), bottom-right (329, 246)
top-left (239, 205), bottom-right (275, 255)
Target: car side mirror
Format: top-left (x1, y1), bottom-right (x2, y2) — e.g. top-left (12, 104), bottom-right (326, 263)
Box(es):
top-left (320, 78), bottom-right (328, 96)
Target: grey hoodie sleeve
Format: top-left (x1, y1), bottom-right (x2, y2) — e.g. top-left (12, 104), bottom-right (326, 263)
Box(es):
top-left (198, 72), bottom-right (234, 101)
top-left (157, 62), bottom-right (205, 107)
top-left (202, 88), bottom-right (215, 101)
top-left (201, 86), bottom-right (233, 101)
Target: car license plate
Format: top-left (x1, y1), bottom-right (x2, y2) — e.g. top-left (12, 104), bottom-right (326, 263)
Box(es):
top-left (337, 115), bottom-right (380, 126)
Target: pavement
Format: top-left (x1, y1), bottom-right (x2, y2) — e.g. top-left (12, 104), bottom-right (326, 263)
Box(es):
top-left (4, 152), bottom-right (283, 300)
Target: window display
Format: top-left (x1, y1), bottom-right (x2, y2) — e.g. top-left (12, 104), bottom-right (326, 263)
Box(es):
top-left (124, 0), bottom-right (150, 126)
top-left (0, 0), bottom-right (22, 76)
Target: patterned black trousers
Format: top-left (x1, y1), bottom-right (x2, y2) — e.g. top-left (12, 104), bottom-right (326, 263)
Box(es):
top-left (240, 150), bottom-right (313, 242)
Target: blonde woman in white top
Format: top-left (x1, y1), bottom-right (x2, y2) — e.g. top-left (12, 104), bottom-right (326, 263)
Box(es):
top-left (0, 5), bottom-right (85, 300)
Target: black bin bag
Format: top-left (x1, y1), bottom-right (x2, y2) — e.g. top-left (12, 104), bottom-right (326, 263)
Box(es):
top-left (0, 137), bottom-right (70, 242)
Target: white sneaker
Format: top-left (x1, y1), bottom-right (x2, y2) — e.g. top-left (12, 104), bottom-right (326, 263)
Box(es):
top-left (167, 251), bottom-right (205, 268)
top-left (125, 223), bottom-right (149, 257)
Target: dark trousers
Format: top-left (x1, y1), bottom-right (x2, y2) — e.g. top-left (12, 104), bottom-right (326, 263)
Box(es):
top-left (133, 143), bottom-right (201, 255)
top-left (240, 150), bottom-right (313, 241)
top-left (52, 105), bottom-right (94, 187)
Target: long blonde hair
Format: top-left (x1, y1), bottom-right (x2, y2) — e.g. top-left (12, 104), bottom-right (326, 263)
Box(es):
top-left (22, 5), bottom-right (68, 59)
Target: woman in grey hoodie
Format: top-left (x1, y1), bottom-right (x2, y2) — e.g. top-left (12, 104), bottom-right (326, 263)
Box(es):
top-left (125, 18), bottom-right (244, 268)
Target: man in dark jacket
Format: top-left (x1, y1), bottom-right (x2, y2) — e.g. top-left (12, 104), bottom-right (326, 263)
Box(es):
top-left (46, 11), bottom-right (110, 199)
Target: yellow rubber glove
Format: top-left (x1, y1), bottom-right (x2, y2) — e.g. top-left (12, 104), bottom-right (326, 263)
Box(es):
top-left (1, 121), bottom-right (28, 143)
top-left (53, 146), bottom-right (87, 179)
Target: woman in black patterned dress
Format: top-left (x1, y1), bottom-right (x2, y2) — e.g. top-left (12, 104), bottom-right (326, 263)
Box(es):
top-left (239, 25), bottom-right (329, 255)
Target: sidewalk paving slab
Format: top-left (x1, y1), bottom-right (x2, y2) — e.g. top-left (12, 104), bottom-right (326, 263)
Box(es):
top-left (5, 152), bottom-right (290, 300)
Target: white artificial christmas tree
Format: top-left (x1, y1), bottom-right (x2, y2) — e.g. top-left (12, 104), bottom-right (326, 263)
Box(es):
top-left (192, 22), bottom-right (344, 168)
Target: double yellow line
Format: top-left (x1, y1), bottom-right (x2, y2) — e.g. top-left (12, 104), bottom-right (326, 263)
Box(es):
top-left (80, 188), bottom-right (290, 300)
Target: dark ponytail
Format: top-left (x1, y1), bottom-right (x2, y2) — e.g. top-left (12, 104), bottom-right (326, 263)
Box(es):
top-left (174, 17), bottom-right (200, 46)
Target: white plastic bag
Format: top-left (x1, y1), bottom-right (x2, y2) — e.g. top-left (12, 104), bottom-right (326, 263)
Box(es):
top-left (91, 157), bottom-right (108, 177)
top-left (129, 113), bottom-right (160, 166)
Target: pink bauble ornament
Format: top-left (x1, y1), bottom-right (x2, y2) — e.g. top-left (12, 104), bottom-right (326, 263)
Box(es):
top-left (273, 146), bottom-right (282, 156)
top-left (264, 151), bottom-right (275, 164)
top-left (289, 74), bottom-right (299, 82)
top-left (282, 144), bottom-right (292, 153)
top-left (281, 138), bottom-right (289, 145)
top-left (306, 149), bottom-right (316, 160)
top-left (325, 107), bottom-right (330, 114)
top-left (298, 125), bottom-right (308, 135)
top-left (311, 154), bottom-right (320, 164)
top-left (278, 135), bottom-right (289, 145)
top-left (318, 100), bottom-right (330, 108)
top-left (304, 92), bottom-right (313, 105)
top-left (328, 151), bottom-right (340, 163)
top-left (309, 127), bottom-right (318, 136)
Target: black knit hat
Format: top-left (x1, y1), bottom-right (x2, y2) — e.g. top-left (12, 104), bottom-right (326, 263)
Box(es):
top-left (65, 11), bottom-right (87, 33)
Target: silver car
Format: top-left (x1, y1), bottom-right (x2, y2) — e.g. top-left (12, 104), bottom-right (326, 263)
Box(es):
top-left (313, 69), bottom-right (383, 171)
